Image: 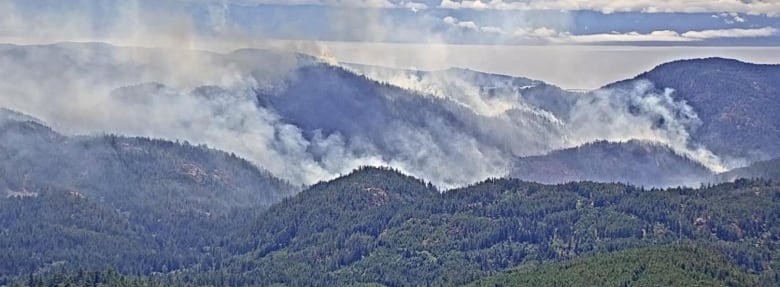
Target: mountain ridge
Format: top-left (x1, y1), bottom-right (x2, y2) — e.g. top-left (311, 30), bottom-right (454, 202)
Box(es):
top-left (510, 140), bottom-right (714, 187)
top-left (607, 56), bottom-right (780, 163)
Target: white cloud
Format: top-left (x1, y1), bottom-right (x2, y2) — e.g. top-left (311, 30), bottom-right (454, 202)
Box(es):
top-left (480, 26), bottom-right (503, 33)
top-left (192, 0), bottom-right (428, 9)
top-left (439, 0), bottom-right (780, 15)
top-left (402, 1), bottom-right (429, 11)
top-left (714, 12), bottom-right (748, 24)
top-left (442, 16), bottom-right (479, 30)
top-left (560, 30), bottom-right (693, 43)
top-left (527, 27), bottom-right (558, 37)
top-left (438, 11), bottom-right (778, 43)
top-left (681, 27), bottom-right (777, 39)
top-left (554, 27), bottom-right (777, 43)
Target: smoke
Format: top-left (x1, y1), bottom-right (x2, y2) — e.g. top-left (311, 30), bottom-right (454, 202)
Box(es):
top-left (348, 65), bottom-right (726, 173)
top-left (0, 41), bottom-right (728, 188)
top-left (0, 44), bottom-right (378, 185)
top-left (566, 81), bottom-right (726, 172)
top-left (0, 1), bottom-right (395, 186)
top-left (0, 0), bottom-right (731, 189)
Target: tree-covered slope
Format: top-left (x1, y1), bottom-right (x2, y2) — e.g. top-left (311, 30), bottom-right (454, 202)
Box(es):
top-left (468, 244), bottom-right (758, 287)
top-left (224, 166), bottom-right (439, 286)
top-left (3, 167), bottom-right (780, 286)
top-left (0, 111), bottom-right (296, 216)
top-left (203, 169), bottom-right (780, 286)
top-left (0, 110), bottom-right (297, 277)
top-left (0, 187), bottom-right (155, 276)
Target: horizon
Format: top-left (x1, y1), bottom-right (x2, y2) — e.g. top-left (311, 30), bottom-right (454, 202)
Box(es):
top-left (3, 40), bottom-right (779, 90)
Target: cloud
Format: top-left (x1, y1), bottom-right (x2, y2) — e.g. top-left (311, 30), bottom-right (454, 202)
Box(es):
top-left (559, 30), bottom-right (694, 43)
top-left (442, 16), bottom-right (479, 30)
top-left (436, 13), bottom-right (778, 43)
top-left (402, 1), bottom-right (429, 11)
top-left (439, 0), bottom-right (780, 15)
top-left (562, 27), bottom-right (778, 43)
top-left (495, 26), bottom-right (777, 43)
top-left (681, 27), bottom-right (777, 39)
top-left (189, 0), bottom-right (428, 10)
top-left (714, 12), bottom-right (747, 24)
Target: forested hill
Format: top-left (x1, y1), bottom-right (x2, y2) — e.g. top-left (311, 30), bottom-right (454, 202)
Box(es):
top-left (0, 110), bottom-right (297, 276)
top-left (510, 140), bottom-right (713, 187)
top-left (3, 166), bottom-right (780, 286)
top-left (0, 111), bottom-right (296, 214)
top-left (185, 171), bottom-right (779, 286)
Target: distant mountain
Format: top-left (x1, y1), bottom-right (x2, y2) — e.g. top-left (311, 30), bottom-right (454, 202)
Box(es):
top-left (612, 58), bottom-right (780, 162)
top-left (718, 157), bottom-right (780, 182)
top-left (510, 140), bottom-right (713, 187)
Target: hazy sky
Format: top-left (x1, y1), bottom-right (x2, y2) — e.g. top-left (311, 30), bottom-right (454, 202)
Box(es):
top-left (304, 42), bottom-right (780, 89)
top-left (2, 0), bottom-right (779, 88)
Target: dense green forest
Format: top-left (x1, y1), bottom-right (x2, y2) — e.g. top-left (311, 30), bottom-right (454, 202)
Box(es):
top-left (468, 244), bottom-right (761, 287)
top-left (11, 245), bottom-right (766, 287)
top-left (3, 166), bottom-right (780, 286)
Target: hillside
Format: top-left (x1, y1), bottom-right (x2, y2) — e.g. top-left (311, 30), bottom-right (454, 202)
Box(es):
top-left (4, 167), bottom-right (780, 286)
top-left (0, 110), bottom-right (296, 215)
top-left (253, 62), bottom-right (566, 186)
top-left (209, 171), bottom-right (780, 286)
top-left (0, 110), bottom-right (297, 276)
top-left (0, 187), bottom-right (156, 275)
top-left (510, 140), bottom-right (713, 187)
top-left (718, 157), bottom-right (780, 182)
top-left (616, 58), bottom-right (780, 162)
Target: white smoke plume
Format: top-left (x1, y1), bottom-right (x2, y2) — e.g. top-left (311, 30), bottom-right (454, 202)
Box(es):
top-left (566, 81), bottom-right (726, 172)
top-left (0, 0), bottom-right (730, 189)
top-left (349, 65), bottom-right (726, 173)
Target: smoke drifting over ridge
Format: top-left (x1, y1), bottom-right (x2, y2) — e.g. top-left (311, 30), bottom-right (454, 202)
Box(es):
top-left (0, 42), bottom-right (727, 188)
top-left (0, 1), bottom-right (731, 187)
top-left (349, 65), bottom-right (727, 173)
top-left (0, 44), bottom-right (378, 185)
